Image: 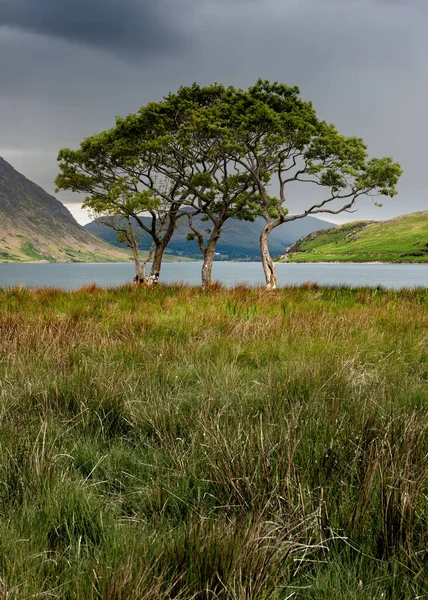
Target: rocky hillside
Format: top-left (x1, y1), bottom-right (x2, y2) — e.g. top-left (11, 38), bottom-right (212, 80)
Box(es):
top-left (282, 211), bottom-right (428, 263)
top-left (0, 157), bottom-right (128, 262)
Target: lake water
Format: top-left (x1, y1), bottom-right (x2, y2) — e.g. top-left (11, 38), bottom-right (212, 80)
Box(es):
top-left (0, 262), bottom-right (427, 290)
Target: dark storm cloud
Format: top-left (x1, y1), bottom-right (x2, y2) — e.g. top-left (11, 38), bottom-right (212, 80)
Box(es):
top-left (0, 0), bottom-right (426, 222)
top-left (0, 0), bottom-right (184, 56)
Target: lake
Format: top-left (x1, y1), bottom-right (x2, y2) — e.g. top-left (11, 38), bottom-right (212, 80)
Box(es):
top-left (0, 262), bottom-right (427, 290)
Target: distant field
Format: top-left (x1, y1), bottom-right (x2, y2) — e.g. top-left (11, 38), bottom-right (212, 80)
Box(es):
top-left (283, 211), bottom-right (428, 263)
top-left (0, 284), bottom-right (426, 598)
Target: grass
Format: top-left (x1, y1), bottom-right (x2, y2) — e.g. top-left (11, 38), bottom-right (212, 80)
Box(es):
top-left (20, 240), bottom-right (54, 262)
top-left (284, 211), bottom-right (428, 263)
top-left (0, 283), bottom-right (426, 598)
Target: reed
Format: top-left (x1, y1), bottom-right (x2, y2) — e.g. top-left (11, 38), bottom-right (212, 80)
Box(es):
top-left (0, 284), bottom-right (426, 598)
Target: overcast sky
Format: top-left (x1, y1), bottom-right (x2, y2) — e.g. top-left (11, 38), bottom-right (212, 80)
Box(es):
top-left (0, 0), bottom-right (427, 224)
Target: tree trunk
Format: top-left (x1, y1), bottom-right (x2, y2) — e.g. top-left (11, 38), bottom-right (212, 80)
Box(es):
top-left (134, 268), bottom-right (148, 285)
top-left (260, 224), bottom-right (278, 290)
top-left (131, 241), bottom-right (149, 285)
top-left (201, 228), bottom-right (221, 289)
top-left (148, 243), bottom-right (165, 286)
top-left (148, 214), bottom-right (179, 286)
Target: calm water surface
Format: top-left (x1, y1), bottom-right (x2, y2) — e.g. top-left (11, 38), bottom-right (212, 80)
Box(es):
top-left (0, 262), bottom-right (427, 290)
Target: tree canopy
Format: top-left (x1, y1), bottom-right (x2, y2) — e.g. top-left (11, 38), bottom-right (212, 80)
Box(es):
top-left (56, 80), bottom-right (402, 288)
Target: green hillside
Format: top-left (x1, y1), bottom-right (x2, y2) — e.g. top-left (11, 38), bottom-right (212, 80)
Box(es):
top-left (282, 211), bottom-right (428, 263)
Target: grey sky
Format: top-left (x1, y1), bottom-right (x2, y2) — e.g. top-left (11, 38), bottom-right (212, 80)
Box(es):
top-left (0, 0), bottom-right (427, 224)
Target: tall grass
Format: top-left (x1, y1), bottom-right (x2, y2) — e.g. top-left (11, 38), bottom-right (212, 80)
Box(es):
top-left (0, 284), bottom-right (426, 598)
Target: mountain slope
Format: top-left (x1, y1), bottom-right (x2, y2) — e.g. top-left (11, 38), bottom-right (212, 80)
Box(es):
top-left (0, 157), bottom-right (128, 263)
top-left (86, 213), bottom-right (335, 260)
top-left (282, 211), bottom-right (428, 263)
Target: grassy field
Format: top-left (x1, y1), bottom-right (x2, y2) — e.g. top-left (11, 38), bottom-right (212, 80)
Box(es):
top-left (283, 211), bottom-right (428, 263)
top-left (0, 284), bottom-right (426, 599)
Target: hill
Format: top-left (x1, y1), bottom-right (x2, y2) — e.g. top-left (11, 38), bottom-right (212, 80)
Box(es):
top-left (86, 213), bottom-right (335, 260)
top-left (282, 211), bottom-right (428, 263)
top-left (0, 157), bottom-right (128, 263)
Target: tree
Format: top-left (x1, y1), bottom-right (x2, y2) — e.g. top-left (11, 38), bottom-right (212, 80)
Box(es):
top-left (95, 215), bottom-right (154, 285)
top-left (56, 127), bottom-right (185, 285)
top-left (183, 173), bottom-right (259, 288)
top-left (206, 80), bottom-right (403, 288)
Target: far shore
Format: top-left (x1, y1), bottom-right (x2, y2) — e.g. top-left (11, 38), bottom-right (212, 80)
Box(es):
top-left (1, 259), bottom-right (427, 266)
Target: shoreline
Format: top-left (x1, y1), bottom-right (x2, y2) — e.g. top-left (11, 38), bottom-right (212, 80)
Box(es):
top-left (1, 259), bottom-right (427, 266)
